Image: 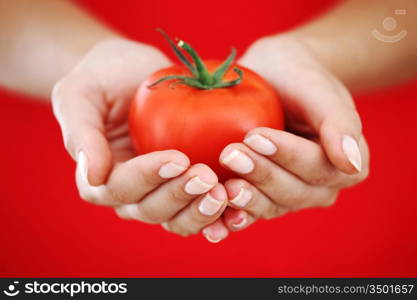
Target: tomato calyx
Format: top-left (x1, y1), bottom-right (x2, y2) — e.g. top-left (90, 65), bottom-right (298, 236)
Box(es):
top-left (148, 29), bottom-right (244, 90)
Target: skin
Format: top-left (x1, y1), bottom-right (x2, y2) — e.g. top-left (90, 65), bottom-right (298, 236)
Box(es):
top-left (202, 36), bottom-right (371, 240)
top-left (1, 0), bottom-right (417, 242)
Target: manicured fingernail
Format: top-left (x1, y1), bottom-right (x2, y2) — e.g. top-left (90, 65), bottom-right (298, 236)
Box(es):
top-left (198, 193), bottom-right (224, 216)
top-left (244, 134), bottom-right (277, 155)
top-left (230, 188), bottom-right (252, 207)
top-left (231, 211), bottom-right (248, 230)
top-left (202, 227), bottom-right (227, 244)
top-left (158, 162), bottom-right (187, 178)
top-left (77, 151), bottom-right (89, 184)
top-left (221, 150), bottom-right (254, 174)
top-left (184, 176), bottom-right (214, 195)
top-left (342, 135), bottom-right (362, 172)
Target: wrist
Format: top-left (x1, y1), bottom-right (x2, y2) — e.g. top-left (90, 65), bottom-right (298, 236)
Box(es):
top-left (289, 29), bottom-right (347, 80)
top-left (85, 37), bottom-right (171, 75)
top-left (239, 33), bottom-right (329, 87)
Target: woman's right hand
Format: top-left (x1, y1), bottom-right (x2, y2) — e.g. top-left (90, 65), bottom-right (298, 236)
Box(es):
top-left (52, 38), bottom-right (228, 238)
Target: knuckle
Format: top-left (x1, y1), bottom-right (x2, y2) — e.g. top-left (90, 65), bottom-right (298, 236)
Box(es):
top-left (283, 189), bottom-right (311, 211)
top-left (107, 185), bottom-right (130, 205)
top-left (136, 205), bottom-right (164, 224)
top-left (189, 209), bottom-right (214, 229)
top-left (168, 223), bottom-right (194, 237)
top-left (283, 150), bottom-right (299, 166)
top-left (251, 169), bottom-right (274, 187)
top-left (262, 205), bottom-right (285, 220)
top-left (184, 227), bottom-right (199, 236)
top-left (308, 170), bottom-right (338, 186)
top-left (168, 188), bottom-right (191, 206)
top-left (141, 173), bottom-right (163, 187)
top-left (178, 231), bottom-right (193, 237)
top-left (319, 192), bottom-right (339, 208)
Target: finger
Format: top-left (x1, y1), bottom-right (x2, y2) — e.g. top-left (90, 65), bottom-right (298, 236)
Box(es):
top-left (222, 207), bottom-right (256, 232)
top-left (220, 143), bottom-right (336, 210)
top-left (224, 178), bottom-right (286, 219)
top-left (79, 150), bottom-right (190, 206)
top-left (162, 183), bottom-right (227, 236)
top-left (201, 219), bottom-right (230, 243)
top-left (52, 79), bottom-right (112, 186)
top-left (243, 127), bottom-right (367, 187)
top-left (285, 75), bottom-right (365, 175)
top-left (116, 163), bottom-right (218, 223)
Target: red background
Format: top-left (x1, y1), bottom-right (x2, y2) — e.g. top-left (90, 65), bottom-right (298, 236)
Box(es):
top-left (1, 0), bottom-right (416, 277)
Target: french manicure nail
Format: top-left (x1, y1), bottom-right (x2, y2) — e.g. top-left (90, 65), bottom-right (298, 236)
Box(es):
top-left (77, 151), bottom-right (89, 185)
top-left (230, 188), bottom-right (252, 208)
top-left (184, 176), bottom-right (214, 195)
top-left (244, 134), bottom-right (277, 155)
top-left (202, 228), bottom-right (226, 244)
top-left (198, 193), bottom-right (224, 216)
top-left (342, 135), bottom-right (362, 172)
top-left (231, 211), bottom-right (248, 230)
top-left (221, 150), bottom-right (254, 174)
top-left (158, 162), bottom-right (187, 178)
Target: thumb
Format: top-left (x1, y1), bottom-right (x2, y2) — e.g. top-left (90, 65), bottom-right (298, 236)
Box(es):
top-left (319, 107), bottom-right (363, 174)
top-left (296, 78), bottom-right (364, 175)
top-left (52, 80), bottom-right (112, 186)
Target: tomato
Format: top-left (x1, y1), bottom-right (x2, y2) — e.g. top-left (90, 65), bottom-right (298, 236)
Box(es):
top-left (129, 31), bottom-right (284, 181)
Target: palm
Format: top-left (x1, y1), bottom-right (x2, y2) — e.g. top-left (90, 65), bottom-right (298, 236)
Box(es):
top-left (240, 36), bottom-right (352, 141)
top-left (74, 39), bottom-right (171, 165)
top-left (105, 100), bottom-right (135, 164)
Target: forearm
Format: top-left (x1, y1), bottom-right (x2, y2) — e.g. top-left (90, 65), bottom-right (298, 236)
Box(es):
top-left (292, 0), bottom-right (417, 92)
top-left (0, 0), bottom-right (118, 98)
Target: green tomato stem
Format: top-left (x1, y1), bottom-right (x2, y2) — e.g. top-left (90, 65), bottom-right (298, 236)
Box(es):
top-left (148, 30), bottom-right (244, 90)
top-left (177, 40), bottom-right (213, 86)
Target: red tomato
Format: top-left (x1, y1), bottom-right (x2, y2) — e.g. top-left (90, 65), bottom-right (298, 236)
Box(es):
top-left (129, 60), bottom-right (283, 181)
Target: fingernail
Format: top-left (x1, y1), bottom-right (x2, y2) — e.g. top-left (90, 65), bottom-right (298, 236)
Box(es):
top-left (202, 227), bottom-right (227, 244)
top-left (230, 188), bottom-right (252, 208)
top-left (221, 150), bottom-right (254, 174)
top-left (342, 135), bottom-right (362, 172)
top-left (198, 193), bottom-right (224, 216)
top-left (77, 151), bottom-right (89, 184)
top-left (244, 134), bottom-right (277, 155)
top-left (158, 162), bottom-right (187, 178)
top-left (231, 211), bottom-right (248, 230)
top-left (184, 176), bottom-right (214, 195)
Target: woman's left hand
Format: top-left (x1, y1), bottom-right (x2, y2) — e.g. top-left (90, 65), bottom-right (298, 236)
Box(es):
top-left (201, 34), bottom-right (370, 243)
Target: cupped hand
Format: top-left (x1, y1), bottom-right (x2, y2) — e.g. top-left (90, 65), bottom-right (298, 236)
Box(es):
top-left (201, 35), bottom-right (370, 243)
top-left (52, 38), bottom-right (228, 237)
